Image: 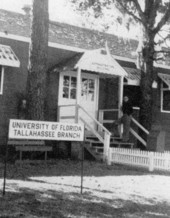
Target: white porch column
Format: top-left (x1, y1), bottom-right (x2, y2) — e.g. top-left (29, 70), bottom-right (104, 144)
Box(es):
top-left (0, 67), bottom-right (4, 94)
top-left (75, 67), bottom-right (81, 123)
top-left (118, 76), bottom-right (124, 135)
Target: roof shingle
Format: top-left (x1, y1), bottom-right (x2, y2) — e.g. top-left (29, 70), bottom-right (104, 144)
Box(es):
top-left (0, 9), bottom-right (138, 59)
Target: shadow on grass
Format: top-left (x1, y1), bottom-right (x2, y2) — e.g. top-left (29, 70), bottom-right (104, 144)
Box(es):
top-left (0, 187), bottom-right (170, 218)
top-left (1, 159), bottom-right (170, 181)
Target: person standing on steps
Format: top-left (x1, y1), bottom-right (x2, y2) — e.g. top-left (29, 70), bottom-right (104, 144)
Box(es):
top-left (113, 96), bottom-right (133, 142)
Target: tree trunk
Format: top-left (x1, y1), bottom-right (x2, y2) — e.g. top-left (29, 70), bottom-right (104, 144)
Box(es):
top-left (138, 31), bottom-right (155, 131)
top-left (26, 0), bottom-right (49, 120)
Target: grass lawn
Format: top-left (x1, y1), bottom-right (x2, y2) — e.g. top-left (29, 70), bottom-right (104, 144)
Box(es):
top-left (0, 159), bottom-right (170, 218)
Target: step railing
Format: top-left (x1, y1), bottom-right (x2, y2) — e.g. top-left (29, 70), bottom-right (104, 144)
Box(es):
top-left (130, 117), bottom-right (149, 147)
top-left (58, 104), bottom-right (111, 162)
top-left (98, 109), bottom-right (119, 130)
top-left (99, 108), bottom-right (149, 148)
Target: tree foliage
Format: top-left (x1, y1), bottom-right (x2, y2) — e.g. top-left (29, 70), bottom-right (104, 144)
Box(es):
top-left (69, 0), bottom-right (170, 131)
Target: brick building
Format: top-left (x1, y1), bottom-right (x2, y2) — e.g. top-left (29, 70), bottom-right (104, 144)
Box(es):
top-left (0, 9), bottom-right (170, 158)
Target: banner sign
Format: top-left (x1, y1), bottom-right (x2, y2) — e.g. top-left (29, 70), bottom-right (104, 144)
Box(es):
top-left (9, 119), bottom-right (84, 141)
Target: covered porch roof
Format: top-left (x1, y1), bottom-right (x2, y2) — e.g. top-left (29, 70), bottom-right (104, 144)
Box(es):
top-left (51, 46), bottom-right (143, 86)
top-left (124, 67), bottom-right (141, 86)
top-left (75, 48), bottom-right (128, 77)
top-left (55, 48), bottom-right (140, 85)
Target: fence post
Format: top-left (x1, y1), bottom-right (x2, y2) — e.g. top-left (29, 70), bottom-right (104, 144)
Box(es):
top-left (149, 152), bottom-right (154, 172)
top-left (107, 148), bottom-right (111, 165)
top-left (164, 153), bottom-right (169, 170)
top-left (103, 132), bottom-right (111, 164)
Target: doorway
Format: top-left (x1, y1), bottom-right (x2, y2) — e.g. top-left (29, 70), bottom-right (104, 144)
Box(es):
top-left (58, 71), bottom-right (99, 128)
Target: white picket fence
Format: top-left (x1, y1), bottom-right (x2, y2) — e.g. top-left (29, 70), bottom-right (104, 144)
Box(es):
top-left (108, 148), bottom-right (170, 172)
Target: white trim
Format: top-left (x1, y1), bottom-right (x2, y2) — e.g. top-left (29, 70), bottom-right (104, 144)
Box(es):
top-left (125, 79), bottom-right (140, 86)
top-left (161, 110), bottom-right (170, 114)
top-left (58, 71), bottom-right (63, 106)
top-left (133, 106), bottom-right (140, 110)
top-left (160, 81), bottom-right (170, 113)
top-left (155, 63), bottom-right (170, 70)
top-left (58, 70), bottom-right (77, 106)
top-left (0, 32), bottom-right (30, 43)
top-left (113, 54), bottom-right (170, 70)
top-left (58, 70), bottom-right (99, 115)
top-left (49, 42), bottom-right (84, 53)
top-left (0, 66), bottom-right (4, 95)
top-left (95, 76), bottom-right (99, 118)
top-left (0, 32), bottom-right (85, 53)
top-left (76, 67), bottom-right (81, 105)
top-left (112, 54), bottom-right (136, 63)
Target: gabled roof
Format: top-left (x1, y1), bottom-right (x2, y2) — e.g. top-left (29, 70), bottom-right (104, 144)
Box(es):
top-left (75, 48), bottom-right (127, 77)
top-left (0, 9), bottom-right (138, 60)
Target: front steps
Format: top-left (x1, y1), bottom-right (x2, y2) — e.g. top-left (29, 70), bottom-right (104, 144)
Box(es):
top-left (84, 131), bottom-right (134, 161)
top-left (84, 142), bottom-right (103, 161)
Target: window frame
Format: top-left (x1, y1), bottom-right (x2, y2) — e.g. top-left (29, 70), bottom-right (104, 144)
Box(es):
top-left (160, 81), bottom-right (170, 113)
top-left (62, 75), bottom-right (77, 100)
top-left (0, 66), bottom-right (4, 95)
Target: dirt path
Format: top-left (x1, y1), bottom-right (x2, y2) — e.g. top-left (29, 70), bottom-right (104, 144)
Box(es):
top-left (0, 160), bottom-right (170, 217)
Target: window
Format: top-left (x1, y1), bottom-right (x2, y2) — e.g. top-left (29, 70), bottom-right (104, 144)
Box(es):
top-left (0, 66), bottom-right (4, 95)
top-left (81, 78), bottom-right (95, 101)
top-left (61, 73), bottom-right (96, 102)
top-left (161, 82), bottom-right (170, 113)
top-left (62, 75), bottom-right (77, 99)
